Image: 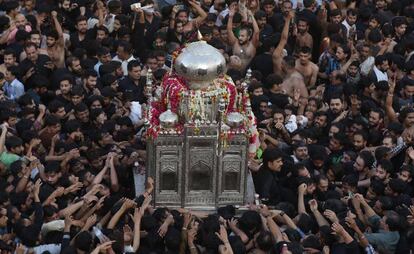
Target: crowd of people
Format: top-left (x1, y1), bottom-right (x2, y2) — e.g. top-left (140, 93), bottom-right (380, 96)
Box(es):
top-left (0, 0), bottom-right (414, 253)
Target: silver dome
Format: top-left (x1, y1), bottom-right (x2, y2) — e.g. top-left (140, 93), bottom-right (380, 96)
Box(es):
top-left (174, 41), bottom-right (226, 90)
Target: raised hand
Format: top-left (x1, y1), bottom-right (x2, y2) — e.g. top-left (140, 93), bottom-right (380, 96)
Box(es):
top-left (324, 209), bottom-right (339, 223)
top-left (215, 225), bottom-right (229, 244)
top-left (308, 199), bottom-right (318, 212)
top-left (298, 183), bottom-right (307, 195)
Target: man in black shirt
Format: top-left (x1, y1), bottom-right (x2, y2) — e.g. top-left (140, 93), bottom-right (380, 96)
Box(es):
top-left (20, 43), bottom-right (53, 89)
top-left (69, 16), bottom-right (89, 51)
top-left (119, 60), bottom-right (146, 104)
top-left (264, 74), bottom-right (289, 109)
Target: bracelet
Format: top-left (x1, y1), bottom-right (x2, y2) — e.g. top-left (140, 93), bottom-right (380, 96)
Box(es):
top-left (189, 246), bottom-right (196, 249)
top-left (23, 175), bottom-right (29, 179)
top-left (182, 227), bottom-right (187, 230)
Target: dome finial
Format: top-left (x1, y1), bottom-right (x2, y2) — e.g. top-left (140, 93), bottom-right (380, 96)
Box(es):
top-left (197, 29), bottom-right (203, 41)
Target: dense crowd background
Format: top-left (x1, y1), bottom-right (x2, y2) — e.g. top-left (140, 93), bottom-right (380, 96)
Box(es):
top-left (0, 0), bottom-right (414, 253)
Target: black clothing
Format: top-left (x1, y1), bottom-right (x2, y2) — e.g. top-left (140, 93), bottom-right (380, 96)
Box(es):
top-left (118, 76), bottom-right (146, 104)
top-left (20, 54), bottom-right (53, 89)
top-left (250, 53), bottom-right (273, 80)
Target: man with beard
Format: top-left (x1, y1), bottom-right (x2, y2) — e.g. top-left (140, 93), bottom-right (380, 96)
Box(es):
top-left (255, 10), bottom-right (273, 43)
top-left (341, 9), bottom-right (357, 39)
top-left (94, 47), bottom-right (112, 77)
top-left (374, 159), bottom-right (393, 183)
top-left (313, 111), bottom-right (328, 129)
top-left (69, 16), bottom-right (88, 51)
top-left (169, 0), bottom-right (207, 38)
top-left (19, 30), bottom-right (48, 62)
top-left (327, 95), bottom-right (344, 122)
top-left (227, 5), bottom-right (259, 72)
top-left (55, 76), bottom-right (73, 105)
top-left (66, 56), bottom-right (83, 86)
top-left (291, 142), bottom-right (309, 163)
top-left (295, 46), bottom-right (318, 88)
top-left (368, 108), bottom-right (385, 131)
top-left (45, 11), bottom-right (65, 68)
top-left (0, 49), bottom-right (18, 75)
top-left (295, 18), bottom-right (313, 50)
top-left (370, 54), bottom-right (389, 82)
top-left (274, 0), bottom-right (293, 33)
top-left (20, 43), bottom-right (53, 89)
top-left (353, 151), bottom-right (375, 189)
top-left (352, 130), bottom-right (368, 152)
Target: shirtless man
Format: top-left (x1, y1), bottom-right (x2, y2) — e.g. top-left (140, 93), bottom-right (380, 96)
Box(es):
top-left (170, 0), bottom-right (207, 35)
top-left (295, 46), bottom-right (318, 88)
top-left (45, 11), bottom-right (65, 68)
top-left (281, 56), bottom-right (309, 98)
top-left (227, 5), bottom-right (259, 72)
top-left (295, 18), bottom-right (313, 53)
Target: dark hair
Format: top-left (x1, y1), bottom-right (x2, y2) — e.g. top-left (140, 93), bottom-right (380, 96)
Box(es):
top-left (262, 148), bottom-right (283, 169)
top-left (265, 74), bottom-right (283, 89)
top-left (83, 69), bottom-right (98, 79)
top-left (64, 119), bottom-right (81, 134)
top-left (299, 46), bottom-right (312, 54)
top-left (45, 30), bottom-right (59, 40)
top-left (330, 8), bottom-right (341, 17)
top-left (238, 210), bottom-right (262, 237)
top-left (385, 211), bottom-right (401, 231)
top-left (117, 40), bottom-right (132, 54)
top-left (347, 8), bottom-right (358, 16)
top-left (255, 230), bottom-right (274, 251)
top-left (74, 231), bottom-right (92, 252)
top-left (368, 29), bottom-right (383, 43)
top-left (353, 130), bottom-right (368, 141)
top-left (44, 115), bottom-right (61, 127)
top-left (377, 159), bottom-right (394, 175)
top-left (44, 161), bottom-right (61, 174)
top-left (6, 66), bottom-right (20, 78)
top-left (3, 48), bottom-right (15, 58)
top-left (70, 86), bottom-right (84, 97)
top-left (375, 54), bottom-right (388, 66)
top-left (76, 16), bottom-right (88, 24)
top-left (342, 174), bottom-right (358, 188)
top-left (370, 178), bottom-right (385, 196)
top-left (48, 100), bottom-right (65, 114)
top-left (127, 60), bottom-right (141, 71)
top-left (303, 0), bottom-right (315, 8)
top-left (5, 136), bottom-right (22, 150)
top-left (388, 178), bottom-right (407, 194)
top-left (359, 150), bottom-right (375, 169)
top-left (400, 165), bottom-right (414, 178)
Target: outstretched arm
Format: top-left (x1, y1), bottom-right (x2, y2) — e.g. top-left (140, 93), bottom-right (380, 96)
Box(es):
top-left (188, 0), bottom-right (207, 27)
top-left (272, 11), bottom-right (293, 73)
top-left (51, 11), bottom-right (64, 47)
top-left (249, 10), bottom-right (260, 48)
top-left (227, 5), bottom-right (238, 46)
top-left (386, 75), bottom-right (398, 123)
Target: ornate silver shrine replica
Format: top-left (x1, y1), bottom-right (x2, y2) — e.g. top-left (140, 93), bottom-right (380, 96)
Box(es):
top-left (145, 41), bottom-right (258, 210)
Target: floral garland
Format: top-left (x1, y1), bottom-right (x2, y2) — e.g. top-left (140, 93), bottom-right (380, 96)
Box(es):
top-left (146, 70), bottom-right (259, 154)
